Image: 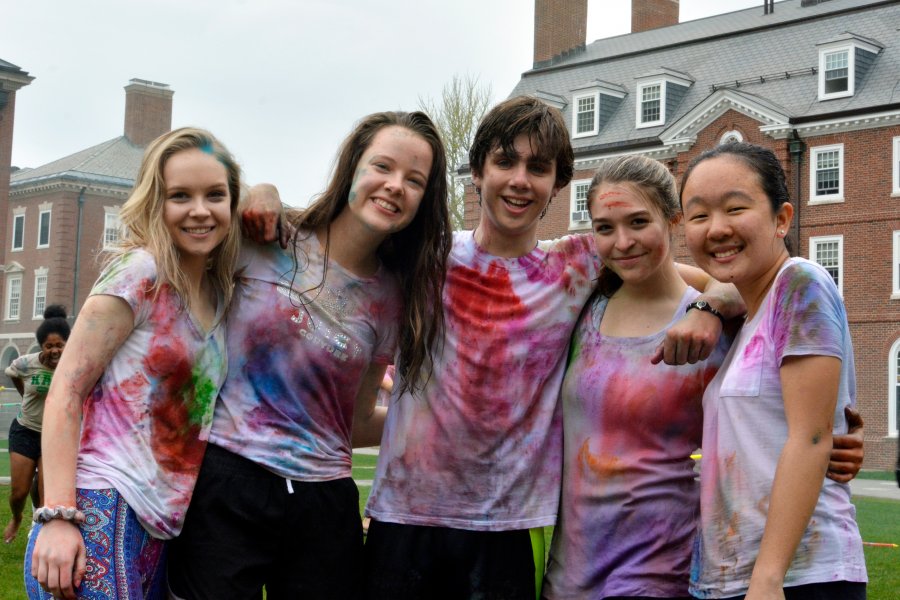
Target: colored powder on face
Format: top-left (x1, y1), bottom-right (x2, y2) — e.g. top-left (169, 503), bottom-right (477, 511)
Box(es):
top-left (603, 201), bottom-right (630, 209)
top-left (348, 166), bottom-right (366, 204)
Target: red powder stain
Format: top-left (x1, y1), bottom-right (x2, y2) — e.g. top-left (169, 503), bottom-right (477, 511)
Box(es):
top-left (595, 191), bottom-right (624, 200)
top-left (144, 291), bottom-right (206, 475)
top-left (603, 201), bottom-right (630, 209)
top-left (446, 262), bottom-right (528, 421)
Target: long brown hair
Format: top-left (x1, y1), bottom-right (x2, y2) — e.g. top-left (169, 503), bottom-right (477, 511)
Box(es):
top-left (288, 111), bottom-right (452, 393)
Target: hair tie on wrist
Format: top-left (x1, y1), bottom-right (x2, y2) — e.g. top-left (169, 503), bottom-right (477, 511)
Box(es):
top-left (33, 506), bottom-right (86, 525)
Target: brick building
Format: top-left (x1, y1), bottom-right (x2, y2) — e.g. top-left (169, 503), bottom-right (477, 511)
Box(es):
top-left (1, 74), bottom-right (173, 382)
top-left (462, 0), bottom-right (900, 469)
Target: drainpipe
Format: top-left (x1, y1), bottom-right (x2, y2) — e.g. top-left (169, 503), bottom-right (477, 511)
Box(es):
top-left (788, 131), bottom-right (805, 258)
top-left (71, 187), bottom-right (87, 315)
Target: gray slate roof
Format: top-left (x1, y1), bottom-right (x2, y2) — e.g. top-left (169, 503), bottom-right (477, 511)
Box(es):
top-left (511, 0), bottom-right (900, 153)
top-left (10, 136), bottom-right (143, 189)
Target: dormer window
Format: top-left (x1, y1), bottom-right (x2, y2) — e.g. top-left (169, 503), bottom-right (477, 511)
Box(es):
top-left (570, 81), bottom-right (627, 139)
top-left (574, 92), bottom-right (598, 137)
top-left (823, 49), bottom-right (849, 95)
top-left (639, 83), bottom-right (662, 126)
top-left (634, 69), bottom-right (693, 129)
top-left (816, 35), bottom-right (882, 101)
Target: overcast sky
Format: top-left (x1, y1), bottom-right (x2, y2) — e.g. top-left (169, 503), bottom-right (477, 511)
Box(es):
top-left (3, 0), bottom-right (762, 207)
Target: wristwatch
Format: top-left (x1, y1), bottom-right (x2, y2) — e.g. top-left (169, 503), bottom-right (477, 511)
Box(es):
top-left (686, 300), bottom-right (725, 325)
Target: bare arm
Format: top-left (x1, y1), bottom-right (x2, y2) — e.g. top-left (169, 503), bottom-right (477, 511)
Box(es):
top-left (351, 363), bottom-right (388, 449)
top-left (241, 183), bottom-right (293, 248)
top-left (31, 294), bottom-right (134, 600)
top-left (10, 375), bottom-right (24, 397)
top-left (745, 355), bottom-right (840, 600)
top-left (652, 264), bottom-right (746, 365)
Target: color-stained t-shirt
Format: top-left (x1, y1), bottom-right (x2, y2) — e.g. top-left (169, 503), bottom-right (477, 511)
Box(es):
top-left (544, 288), bottom-right (726, 599)
top-left (5, 352), bottom-right (55, 432)
top-left (366, 230), bottom-right (602, 531)
top-left (209, 233), bottom-right (400, 481)
top-left (690, 258), bottom-right (867, 598)
top-left (76, 249), bottom-right (227, 539)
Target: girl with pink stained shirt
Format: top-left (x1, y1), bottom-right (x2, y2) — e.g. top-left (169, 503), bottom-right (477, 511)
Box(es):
top-left (26, 128), bottom-right (243, 600)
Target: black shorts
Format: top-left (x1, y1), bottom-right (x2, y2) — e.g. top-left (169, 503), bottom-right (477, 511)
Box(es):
top-left (720, 580), bottom-right (866, 600)
top-left (8, 418), bottom-right (41, 460)
top-left (168, 444), bottom-right (363, 599)
top-left (363, 519), bottom-right (538, 600)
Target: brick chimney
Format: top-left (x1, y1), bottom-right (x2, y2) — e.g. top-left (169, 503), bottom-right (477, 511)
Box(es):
top-left (632, 0), bottom-right (679, 33)
top-left (123, 78), bottom-right (173, 146)
top-left (534, 0), bottom-right (587, 68)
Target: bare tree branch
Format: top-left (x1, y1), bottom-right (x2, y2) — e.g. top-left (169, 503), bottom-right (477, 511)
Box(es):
top-left (418, 74), bottom-right (493, 230)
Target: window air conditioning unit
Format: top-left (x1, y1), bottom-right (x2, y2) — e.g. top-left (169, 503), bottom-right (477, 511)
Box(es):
top-left (571, 210), bottom-right (590, 222)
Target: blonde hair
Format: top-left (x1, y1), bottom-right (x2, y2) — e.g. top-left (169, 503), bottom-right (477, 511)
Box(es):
top-left (110, 127), bottom-right (242, 309)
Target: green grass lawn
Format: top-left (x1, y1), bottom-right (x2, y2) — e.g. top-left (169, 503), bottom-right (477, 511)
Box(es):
top-left (3, 459), bottom-right (898, 599)
top-left (857, 469), bottom-right (897, 481)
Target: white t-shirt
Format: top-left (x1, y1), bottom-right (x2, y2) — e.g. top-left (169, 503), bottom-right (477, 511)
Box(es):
top-left (366, 230), bottom-right (602, 531)
top-left (77, 249), bottom-right (227, 539)
top-left (5, 352), bottom-right (54, 432)
top-left (690, 258), bottom-right (867, 598)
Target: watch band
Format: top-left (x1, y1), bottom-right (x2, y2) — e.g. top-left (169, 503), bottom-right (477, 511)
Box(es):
top-left (686, 300), bottom-right (725, 325)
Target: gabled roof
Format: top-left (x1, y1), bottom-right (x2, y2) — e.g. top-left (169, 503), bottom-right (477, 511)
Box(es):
top-left (511, 0), bottom-right (900, 154)
top-left (10, 136), bottom-right (142, 190)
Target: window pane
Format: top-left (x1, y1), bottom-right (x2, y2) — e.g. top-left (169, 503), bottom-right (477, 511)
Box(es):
top-left (641, 85), bottom-right (661, 123)
top-left (816, 151), bottom-right (840, 195)
top-left (38, 212), bottom-right (50, 246)
top-left (104, 213), bottom-right (121, 248)
top-left (824, 51), bottom-right (849, 93)
top-left (33, 275), bottom-right (47, 318)
top-left (815, 241), bottom-right (840, 287)
top-left (13, 216), bottom-right (24, 249)
top-left (575, 183), bottom-right (589, 212)
top-left (7, 277), bottom-right (22, 319)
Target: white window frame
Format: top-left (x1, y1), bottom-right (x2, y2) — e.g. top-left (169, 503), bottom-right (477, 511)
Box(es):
top-left (893, 231), bottom-right (900, 299)
top-left (720, 130), bottom-right (743, 145)
top-left (37, 209), bottom-right (51, 249)
top-left (809, 235), bottom-right (843, 296)
top-left (818, 46), bottom-right (852, 100)
top-left (11, 212), bottom-right (25, 251)
top-left (32, 269), bottom-right (48, 319)
top-left (809, 144), bottom-right (844, 203)
top-left (892, 136), bottom-right (900, 197)
top-left (569, 179), bottom-right (592, 229)
top-left (5, 274), bottom-right (23, 321)
top-left (636, 81), bottom-right (664, 128)
top-left (890, 338), bottom-right (900, 437)
top-left (572, 92), bottom-right (599, 138)
top-left (103, 209), bottom-right (122, 249)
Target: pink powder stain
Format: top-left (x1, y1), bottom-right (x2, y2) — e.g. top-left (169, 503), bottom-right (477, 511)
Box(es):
top-left (523, 235), bottom-right (592, 289)
top-left (603, 201), bottom-right (630, 209)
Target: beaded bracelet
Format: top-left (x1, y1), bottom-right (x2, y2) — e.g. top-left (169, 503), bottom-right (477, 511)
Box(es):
top-left (33, 506), bottom-right (86, 525)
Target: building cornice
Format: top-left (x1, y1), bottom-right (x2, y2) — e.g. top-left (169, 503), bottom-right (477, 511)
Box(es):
top-left (9, 172), bottom-right (133, 200)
